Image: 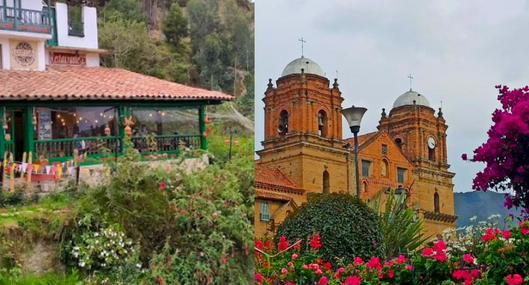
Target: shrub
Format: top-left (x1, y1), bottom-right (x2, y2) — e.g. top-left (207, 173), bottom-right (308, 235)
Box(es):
top-left (276, 193), bottom-right (385, 265)
top-left (369, 190), bottom-right (427, 258)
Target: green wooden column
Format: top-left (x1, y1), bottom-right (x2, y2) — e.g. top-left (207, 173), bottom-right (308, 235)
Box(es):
top-left (0, 106), bottom-right (5, 160)
top-left (199, 105), bottom-right (208, 151)
top-left (24, 106), bottom-right (35, 155)
top-left (117, 106), bottom-right (129, 153)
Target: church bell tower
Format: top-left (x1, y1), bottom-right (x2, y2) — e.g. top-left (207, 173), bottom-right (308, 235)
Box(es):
top-left (257, 57), bottom-right (349, 197)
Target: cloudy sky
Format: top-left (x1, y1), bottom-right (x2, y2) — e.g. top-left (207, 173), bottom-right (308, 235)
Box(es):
top-left (255, 0), bottom-right (529, 193)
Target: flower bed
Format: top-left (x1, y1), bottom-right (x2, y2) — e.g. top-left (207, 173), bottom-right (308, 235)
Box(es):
top-left (255, 220), bottom-right (529, 284)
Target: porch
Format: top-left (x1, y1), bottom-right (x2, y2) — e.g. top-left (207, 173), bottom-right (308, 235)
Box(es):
top-left (0, 3), bottom-right (54, 34)
top-left (0, 103), bottom-right (208, 165)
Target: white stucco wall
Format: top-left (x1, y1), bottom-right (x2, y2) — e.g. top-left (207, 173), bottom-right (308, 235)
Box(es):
top-left (55, 3), bottom-right (98, 49)
top-left (0, 38), bottom-right (10, 70)
top-left (20, 0), bottom-right (45, 11)
top-left (86, 53), bottom-right (99, 67)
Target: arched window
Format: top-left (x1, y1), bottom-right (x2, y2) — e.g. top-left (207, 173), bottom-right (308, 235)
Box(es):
top-left (278, 110), bottom-right (288, 135)
top-left (318, 110), bottom-right (327, 137)
top-left (395, 138), bottom-right (402, 149)
top-left (323, 170), bottom-right (330, 193)
top-left (429, 148), bottom-right (436, 161)
top-left (381, 160), bottom-right (389, 177)
top-left (434, 192), bottom-right (440, 214)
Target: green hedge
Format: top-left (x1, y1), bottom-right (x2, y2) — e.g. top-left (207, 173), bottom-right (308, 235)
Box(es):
top-left (276, 193), bottom-right (385, 264)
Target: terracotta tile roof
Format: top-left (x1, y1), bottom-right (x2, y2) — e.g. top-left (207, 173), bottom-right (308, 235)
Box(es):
top-left (256, 189), bottom-right (293, 202)
top-left (0, 66), bottom-right (233, 101)
top-left (255, 163), bottom-right (304, 195)
top-left (344, 131), bottom-right (378, 147)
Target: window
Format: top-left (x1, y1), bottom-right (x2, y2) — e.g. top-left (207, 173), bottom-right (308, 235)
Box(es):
top-left (318, 110), bottom-right (327, 137)
top-left (362, 160), bottom-right (371, 177)
top-left (130, 107), bottom-right (199, 136)
top-left (429, 148), bottom-right (436, 161)
top-left (395, 138), bottom-right (402, 149)
top-left (278, 110), bottom-right (288, 135)
top-left (323, 170), bottom-right (330, 193)
top-left (363, 181), bottom-right (368, 193)
top-left (260, 201), bottom-right (270, 221)
top-left (397, 167), bottom-right (406, 184)
top-left (68, 5), bottom-right (84, 37)
top-left (434, 192), bottom-right (440, 214)
top-left (381, 144), bottom-right (388, 155)
top-left (381, 160), bottom-right (388, 177)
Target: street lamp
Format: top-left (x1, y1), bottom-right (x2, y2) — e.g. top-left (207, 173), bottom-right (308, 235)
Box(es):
top-left (342, 106), bottom-right (367, 198)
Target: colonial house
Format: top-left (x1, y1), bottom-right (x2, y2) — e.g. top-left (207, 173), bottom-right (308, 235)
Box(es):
top-left (255, 56), bottom-right (457, 240)
top-left (0, 0), bottom-right (231, 167)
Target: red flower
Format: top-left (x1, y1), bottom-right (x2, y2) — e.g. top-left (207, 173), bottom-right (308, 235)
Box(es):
top-left (255, 240), bottom-right (264, 251)
top-left (353, 257), bottom-right (364, 266)
top-left (461, 153), bottom-right (468, 160)
top-left (463, 254), bottom-right (475, 265)
top-left (264, 240), bottom-right (272, 250)
top-left (310, 233), bottom-right (323, 250)
top-left (278, 236), bottom-right (289, 251)
top-left (255, 273), bottom-right (264, 283)
top-left (324, 262), bottom-right (332, 271)
top-left (434, 251), bottom-right (448, 263)
top-left (318, 276), bottom-right (328, 285)
top-left (421, 247), bottom-right (434, 257)
top-left (506, 274), bottom-right (524, 285)
top-left (433, 240), bottom-right (447, 252)
top-left (387, 270), bottom-right (395, 279)
top-left (519, 221), bottom-right (529, 236)
top-left (344, 276), bottom-right (361, 285)
top-left (367, 257), bottom-right (382, 271)
top-left (159, 182), bottom-right (167, 191)
top-left (397, 255), bottom-right (406, 264)
top-left (335, 267), bottom-right (345, 279)
top-left (291, 253), bottom-right (299, 260)
top-left (503, 230), bottom-right (512, 240)
top-left (482, 228), bottom-right (497, 243)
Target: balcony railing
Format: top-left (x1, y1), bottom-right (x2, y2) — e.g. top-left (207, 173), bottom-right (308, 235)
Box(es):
top-left (32, 134), bottom-right (202, 164)
top-left (0, 6), bottom-right (52, 34)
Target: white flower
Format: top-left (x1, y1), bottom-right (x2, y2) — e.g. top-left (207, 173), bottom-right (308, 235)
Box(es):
top-left (136, 263), bottom-right (142, 269)
top-left (79, 261), bottom-right (85, 267)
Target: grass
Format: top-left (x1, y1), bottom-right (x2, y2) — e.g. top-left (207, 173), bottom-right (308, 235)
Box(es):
top-left (0, 269), bottom-right (81, 285)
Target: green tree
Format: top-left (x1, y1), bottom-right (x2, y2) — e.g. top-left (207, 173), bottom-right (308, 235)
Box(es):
top-left (163, 3), bottom-right (188, 46)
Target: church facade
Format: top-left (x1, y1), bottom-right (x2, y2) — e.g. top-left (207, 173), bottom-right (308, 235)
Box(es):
top-left (255, 56), bottom-right (456, 239)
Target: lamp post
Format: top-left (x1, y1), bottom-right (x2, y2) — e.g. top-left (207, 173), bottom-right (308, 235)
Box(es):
top-left (342, 106), bottom-right (367, 198)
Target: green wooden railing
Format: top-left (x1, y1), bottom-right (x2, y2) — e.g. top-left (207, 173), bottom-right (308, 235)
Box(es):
top-left (34, 136), bottom-right (120, 162)
top-left (131, 134), bottom-right (201, 154)
top-left (32, 134), bottom-right (201, 163)
top-left (0, 6), bottom-right (52, 34)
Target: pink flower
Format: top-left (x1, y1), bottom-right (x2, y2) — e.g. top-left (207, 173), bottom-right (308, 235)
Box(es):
top-left (387, 270), bottom-right (395, 279)
top-left (406, 265), bottom-right (413, 271)
top-left (421, 247), bottom-right (434, 257)
top-left (288, 261), bottom-right (294, 268)
top-left (281, 268), bottom-right (288, 275)
top-left (397, 255), bottom-right (406, 264)
top-left (291, 253), bottom-right (298, 260)
top-left (159, 182), bottom-right (167, 191)
top-left (461, 153), bottom-right (468, 161)
top-left (506, 274), bottom-right (524, 285)
top-left (278, 236), bottom-right (289, 251)
top-left (310, 233), bottom-right (323, 250)
top-left (503, 230), bottom-right (512, 240)
top-left (367, 257), bottom-right (382, 271)
top-left (519, 221), bottom-right (529, 236)
top-left (318, 276), bottom-right (328, 285)
top-left (315, 268), bottom-right (323, 275)
top-left (255, 273), bottom-right (264, 283)
top-left (463, 254), bottom-right (475, 265)
top-left (344, 276), bottom-right (361, 285)
top-left (335, 267), bottom-right (345, 279)
top-left (353, 257), bottom-right (364, 266)
top-left (433, 240), bottom-right (447, 252)
top-left (434, 251), bottom-right (448, 263)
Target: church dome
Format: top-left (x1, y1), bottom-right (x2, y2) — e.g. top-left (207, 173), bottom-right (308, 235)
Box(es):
top-left (281, 56), bottom-right (325, 77)
top-left (392, 89), bottom-right (431, 108)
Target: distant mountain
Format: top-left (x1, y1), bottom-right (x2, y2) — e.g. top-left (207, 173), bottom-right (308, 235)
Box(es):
top-left (454, 191), bottom-right (520, 228)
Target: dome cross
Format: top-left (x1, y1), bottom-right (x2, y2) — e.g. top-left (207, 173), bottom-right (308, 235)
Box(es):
top-left (408, 74), bottom-right (414, 91)
top-left (298, 37), bottom-right (307, 57)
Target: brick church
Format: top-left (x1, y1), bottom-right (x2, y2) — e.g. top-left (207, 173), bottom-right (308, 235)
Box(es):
top-left (255, 56), bottom-right (457, 239)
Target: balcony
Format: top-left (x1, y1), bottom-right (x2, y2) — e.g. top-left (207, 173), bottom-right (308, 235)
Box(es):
top-left (0, 6), bottom-right (53, 34)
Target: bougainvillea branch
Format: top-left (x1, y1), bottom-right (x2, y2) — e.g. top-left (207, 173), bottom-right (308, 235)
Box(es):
top-left (465, 85), bottom-right (529, 210)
